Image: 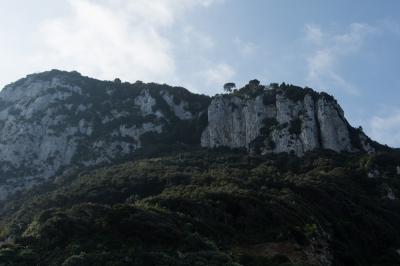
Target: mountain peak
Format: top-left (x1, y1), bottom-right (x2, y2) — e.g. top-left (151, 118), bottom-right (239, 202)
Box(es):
top-left (202, 82), bottom-right (380, 156)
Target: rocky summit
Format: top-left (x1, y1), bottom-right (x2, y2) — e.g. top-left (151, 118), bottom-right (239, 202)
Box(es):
top-left (0, 71), bottom-right (384, 198)
top-left (202, 84), bottom-right (376, 156)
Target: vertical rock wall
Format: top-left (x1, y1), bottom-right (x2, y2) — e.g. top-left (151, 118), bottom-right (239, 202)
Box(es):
top-left (316, 97), bottom-right (352, 152)
top-left (201, 94), bottom-right (275, 148)
top-left (201, 89), bottom-right (375, 156)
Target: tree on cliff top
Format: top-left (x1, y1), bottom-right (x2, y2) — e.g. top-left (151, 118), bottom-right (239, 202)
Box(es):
top-left (249, 79), bottom-right (260, 88)
top-left (223, 83), bottom-right (236, 92)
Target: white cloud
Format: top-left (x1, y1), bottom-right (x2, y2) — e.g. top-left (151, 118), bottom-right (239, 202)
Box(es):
top-left (35, 0), bottom-right (179, 84)
top-left (0, 0), bottom-right (229, 94)
top-left (306, 48), bottom-right (359, 95)
top-left (369, 106), bottom-right (400, 147)
top-left (306, 49), bottom-right (334, 81)
top-left (304, 23), bottom-right (322, 44)
top-left (304, 23), bottom-right (378, 95)
top-left (197, 62), bottom-right (235, 86)
top-left (21, 0), bottom-right (224, 86)
top-left (200, 0), bottom-right (225, 7)
top-left (234, 38), bottom-right (259, 57)
top-left (333, 23), bottom-right (378, 52)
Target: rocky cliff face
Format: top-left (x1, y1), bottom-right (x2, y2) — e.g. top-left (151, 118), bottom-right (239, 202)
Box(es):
top-left (0, 70), bottom-right (210, 198)
top-left (0, 72), bottom-right (381, 198)
top-left (201, 84), bottom-right (376, 156)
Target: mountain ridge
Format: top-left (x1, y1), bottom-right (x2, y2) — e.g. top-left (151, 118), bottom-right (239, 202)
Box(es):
top-left (1, 70), bottom-right (400, 265)
top-left (0, 70), bottom-right (391, 198)
top-left (0, 70), bottom-right (209, 198)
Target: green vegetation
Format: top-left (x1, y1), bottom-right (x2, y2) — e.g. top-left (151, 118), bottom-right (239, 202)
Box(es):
top-left (7, 107), bottom-right (22, 116)
top-left (289, 118), bottom-right (302, 135)
top-left (232, 80), bottom-right (336, 107)
top-left (239, 254), bottom-right (301, 266)
top-left (1, 148), bottom-right (400, 265)
top-left (224, 83), bottom-right (236, 93)
top-left (249, 118), bottom-right (279, 154)
top-left (347, 124), bottom-right (364, 151)
top-left (263, 88), bottom-right (280, 105)
top-left (233, 80), bottom-right (265, 98)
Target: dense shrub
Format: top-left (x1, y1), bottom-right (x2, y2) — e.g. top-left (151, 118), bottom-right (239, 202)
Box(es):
top-left (1, 148), bottom-right (400, 265)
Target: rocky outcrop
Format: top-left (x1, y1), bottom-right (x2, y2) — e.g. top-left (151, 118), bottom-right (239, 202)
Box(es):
top-left (201, 87), bottom-right (376, 156)
top-left (0, 71), bottom-right (381, 198)
top-left (303, 232), bottom-right (333, 266)
top-left (201, 93), bottom-right (274, 148)
top-left (0, 70), bottom-right (209, 198)
top-left (161, 91), bottom-right (193, 120)
top-left (134, 89), bottom-right (161, 118)
top-left (316, 97), bottom-right (352, 152)
top-left (382, 183), bottom-right (396, 200)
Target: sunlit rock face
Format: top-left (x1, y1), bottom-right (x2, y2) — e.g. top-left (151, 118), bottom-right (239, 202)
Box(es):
top-left (0, 70), bottom-right (209, 198)
top-left (200, 94), bottom-right (274, 148)
top-left (201, 86), bottom-right (376, 157)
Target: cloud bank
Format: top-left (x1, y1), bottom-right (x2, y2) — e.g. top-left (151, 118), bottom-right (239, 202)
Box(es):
top-left (31, 0), bottom-right (225, 88)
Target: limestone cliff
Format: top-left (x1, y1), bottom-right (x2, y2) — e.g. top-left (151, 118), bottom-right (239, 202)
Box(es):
top-left (0, 73), bottom-right (382, 198)
top-left (0, 70), bottom-right (210, 198)
top-left (201, 84), bottom-right (376, 156)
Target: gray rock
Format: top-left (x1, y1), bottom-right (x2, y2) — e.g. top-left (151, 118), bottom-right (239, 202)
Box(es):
top-left (0, 71), bottom-right (206, 198)
top-left (0, 72), bottom-right (381, 199)
top-left (201, 89), bottom-right (376, 156)
top-left (316, 97), bottom-right (352, 152)
top-left (201, 94), bottom-right (273, 148)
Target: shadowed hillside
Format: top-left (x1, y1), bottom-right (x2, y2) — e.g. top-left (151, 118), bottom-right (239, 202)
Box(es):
top-left (1, 148), bottom-right (400, 265)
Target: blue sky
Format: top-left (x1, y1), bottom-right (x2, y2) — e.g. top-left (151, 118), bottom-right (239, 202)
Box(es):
top-left (1, 0), bottom-right (400, 147)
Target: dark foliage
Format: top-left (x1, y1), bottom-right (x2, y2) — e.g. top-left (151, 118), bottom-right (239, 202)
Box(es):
top-left (224, 83), bottom-right (236, 92)
top-left (1, 149), bottom-right (400, 265)
top-left (289, 118), bottom-right (302, 135)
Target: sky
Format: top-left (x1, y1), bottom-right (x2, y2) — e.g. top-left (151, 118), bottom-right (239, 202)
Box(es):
top-left (0, 0), bottom-right (400, 147)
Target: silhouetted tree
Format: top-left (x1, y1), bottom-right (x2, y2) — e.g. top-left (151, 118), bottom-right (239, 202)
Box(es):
top-left (223, 83), bottom-right (236, 93)
top-left (249, 79), bottom-right (260, 88)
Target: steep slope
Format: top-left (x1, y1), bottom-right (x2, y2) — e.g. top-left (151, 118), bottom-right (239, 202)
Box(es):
top-left (201, 83), bottom-right (377, 156)
top-left (1, 149), bottom-right (400, 265)
top-left (0, 70), bottom-right (210, 198)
